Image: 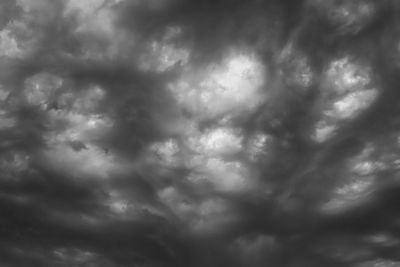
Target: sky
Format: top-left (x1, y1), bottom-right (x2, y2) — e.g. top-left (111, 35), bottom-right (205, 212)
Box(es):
top-left (1, 0), bottom-right (400, 266)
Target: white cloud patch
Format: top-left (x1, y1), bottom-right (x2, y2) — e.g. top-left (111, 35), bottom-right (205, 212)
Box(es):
top-left (109, 199), bottom-right (129, 214)
top-left (326, 89), bottom-right (378, 119)
top-left (158, 186), bottom-right (195, 218)
top-left (335, 176), bottom-right (374, 196)
top-left (321, 144), bottom-right (378, 214)
top-left (51, 247), bottom-right (116, 266)
top-left (245, 132), bottom-right (274, 162)
top-left (53, 247), bottom-right (95, 263)
top-left (0, 115), bottom-right (16, 130)
top-left (23, 72), bottom-right (64, 108)
top-left (0, 85), bottom-right (9, 102)
top-left (104, 189), bottom-right (141, 218)
top-left (169, 50), bottom-right (266, 119)
top-left (46, 111), bottom-right (113, 144)
top-left (188, 127), bottom-right (243, 156)
top-left (150, 139), bottom-right (181, 167)
top-left (312, 120), bottom-right (337, 143)
top-left (365, 233), bottom-right (400, 247)
top-left (311, 0), bottom-right (377, 34)
top-left (324, 57), bottom-right (372, 95)
top-left (40, 84), bottom-right (115, 180)
top-left (0, 28), bottom-right (23, 58)
top-left (0, 9), bottom-right (45, 59)
top-left (138, 39), bottom-right (190, 72)
top-left (312, 57), bottom-right (378, 143)
top-left (152, 51), bottom-right (267, 199)
top-left (71, 85), bottom-right (106, 113)
top-left (150, 125), bottom-right (252, 194)
top-left (0, 87), bottom-right (15, 129)
top-left (278, 44), bottom-right (314, 91)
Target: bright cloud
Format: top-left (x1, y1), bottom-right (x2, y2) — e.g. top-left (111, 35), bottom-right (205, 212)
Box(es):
top-left (324, 57), bottom-right (372, 95)
top-left (169, 50), bottom-right (266, 119)
top-left (328, 89), bottom-right (378, 119)
top-left (188, 127), bottom-right (243, 156)
top-left (0, 28), bottom-right (22, 58)
top-left (138, 40), bottom-right (190, 72)
top-left (312, 57), bottom-right (379, 143)
top-left (245, 132), bottom-right (274, 162)
top-left (23, 72), bottom-right (64, 108)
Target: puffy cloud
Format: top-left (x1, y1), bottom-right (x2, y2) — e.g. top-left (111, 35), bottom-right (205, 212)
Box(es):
top-left (150, 139), bottom-right (181, 167)
top-left (278, 44), bottom-right (315, 92)
top-left (188, 127), bottom-right (243, 156)
top-left (46, 112), bottom-right (112, 143)
top-left (245, 132), bottom-right (274, 162)
top-left (0, 86), bottom-right (16, 129)
top-left (310, 0), bottom-right (379, 34)
top-left (23, 72), bottom-right (64, 108)
top-left (327, 89), bottom-right (378, 119)
top-left (138, 27), bottom-right (190, 72)
top-left (169, 49), bottom-right (266, 119)
top-left (1, 0), bottom-right (400, 266)
top-left (312, 120), bottom-right (338, 143)
top-left (41, 110), bottom-right (116, 178)
top-left (0, 18), bottom-right (40, 59)
top-left (319, 143), bottom-right (382, 214)
top-left (139, 41), bottom-right (190, 72)
top-left (71, 85), bottom-right (106, 113)
top-left (324, 57), bottom-right (372, 94)
top-left (64, 0), bottom-right (126, 61)
top-left (0, 28), bottom-right (23, 58)
top-left (0, 0), bottom-right (59, 60)
top-left (365, 233), bottom-right (400, 247)
top-left (37, 82), bottom-right (117, 180)
top-left (157, 186), bottom-right (195, 220)
top-left (312, 57), bottom-right (378, 143)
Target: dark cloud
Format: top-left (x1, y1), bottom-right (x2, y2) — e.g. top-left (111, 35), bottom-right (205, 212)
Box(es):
top-left (1, 0), bottom-right (400, 266)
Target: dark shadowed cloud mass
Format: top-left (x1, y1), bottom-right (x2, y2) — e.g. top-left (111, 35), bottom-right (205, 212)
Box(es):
top-left (1, 0), bottom-right (400, 266)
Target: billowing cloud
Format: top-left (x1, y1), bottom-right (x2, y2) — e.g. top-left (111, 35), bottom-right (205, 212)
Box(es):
top-left (169, 49), bottom-right (266, 119)
top-left (312, 57), bottom-right (379, 143)
top-left (1, 0), bottom-right (400, 266)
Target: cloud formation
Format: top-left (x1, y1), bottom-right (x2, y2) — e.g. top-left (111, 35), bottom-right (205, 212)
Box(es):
top-left (1, 0), bottom-right (400, 267)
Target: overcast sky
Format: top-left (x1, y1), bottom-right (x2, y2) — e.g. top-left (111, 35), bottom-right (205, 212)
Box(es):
top-left (1, 0), bottom-right (400, 266)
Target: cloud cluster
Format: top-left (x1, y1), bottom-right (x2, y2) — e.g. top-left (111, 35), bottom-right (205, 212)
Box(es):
top-left (1, 0), bottom-right (400, 266)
